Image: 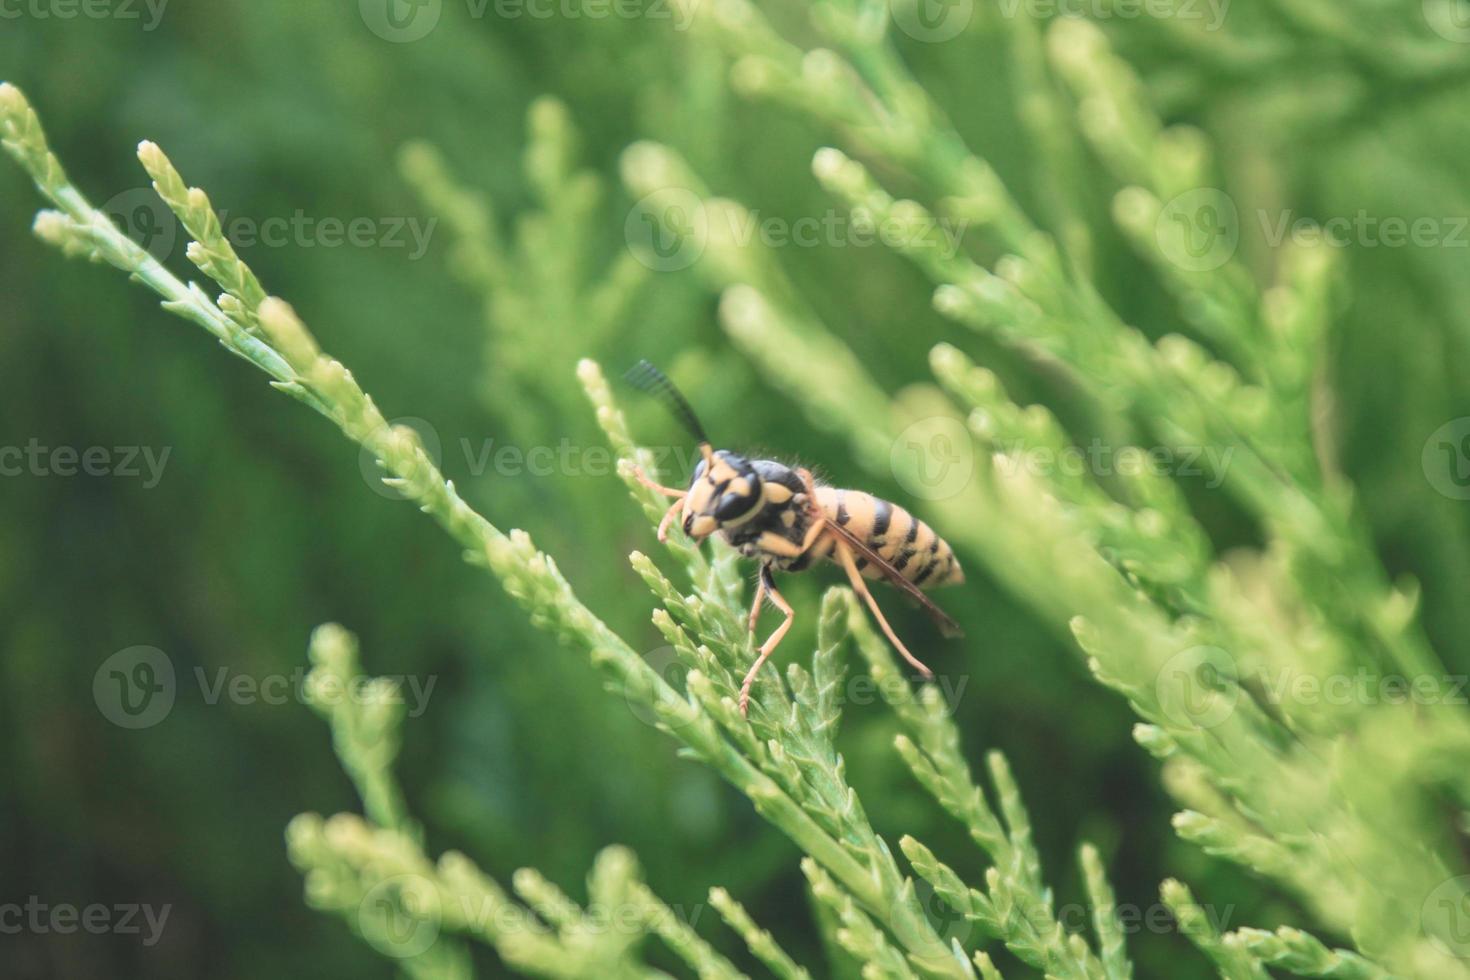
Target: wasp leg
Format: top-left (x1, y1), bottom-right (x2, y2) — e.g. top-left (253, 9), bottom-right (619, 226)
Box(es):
top-left (740, 564), bottom-right (792, 716)
top-left (656, 497), bottom-right (684, 543)
top-left (752, 518), bottom-right (827, 561)
top-left (831, 534), bottom-right (935, 678)
top-left (633, 466), bottom-right (687, 499)
top-left (747, 566), bottom-right (768, 634)
top-left (633, 466), bottom-right (687, 542)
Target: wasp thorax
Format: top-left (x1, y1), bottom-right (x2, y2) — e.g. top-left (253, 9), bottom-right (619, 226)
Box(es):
top-left (684, 448), bottom-right (764, 538)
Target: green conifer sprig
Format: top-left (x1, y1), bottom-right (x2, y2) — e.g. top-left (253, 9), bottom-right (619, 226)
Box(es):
top-left (292, 622), bottom-right (823, 980)
top-left (6, 60), bottom-right (1465, 978)
top-left (1161, 880), bottom-right (1271, 980)
top-left (1229, 926), bottom-right (1393, 980)
top-left (400, 99), bottom-right (647, 440)
top-left (1, 90), bottom-right (988, 977)
top-left (709, 888), bottom-right (815, 980)
top-left (599, 9), bottom-right (1470, 971)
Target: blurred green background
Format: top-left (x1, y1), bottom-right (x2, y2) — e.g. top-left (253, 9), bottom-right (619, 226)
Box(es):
top-left (3, 2), bottom-right (1470, 977)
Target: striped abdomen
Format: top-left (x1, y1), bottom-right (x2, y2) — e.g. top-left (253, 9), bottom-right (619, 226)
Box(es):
top-left (811, 487), bottom-right (963, 589)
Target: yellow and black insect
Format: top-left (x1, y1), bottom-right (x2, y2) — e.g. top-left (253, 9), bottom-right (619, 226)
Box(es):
top-left (626, 361), bottom-right (964, 714)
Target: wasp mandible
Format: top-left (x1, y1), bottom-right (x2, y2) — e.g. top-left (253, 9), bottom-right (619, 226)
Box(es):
top-left (626, 361), bottom-right (964, 714)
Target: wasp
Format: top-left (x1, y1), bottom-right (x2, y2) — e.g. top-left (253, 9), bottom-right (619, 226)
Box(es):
top-left (626, 361), bottom-right (964, 714)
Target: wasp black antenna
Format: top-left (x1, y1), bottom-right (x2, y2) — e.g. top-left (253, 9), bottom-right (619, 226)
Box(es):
top-left (624, 360), bottom-right (710, 447)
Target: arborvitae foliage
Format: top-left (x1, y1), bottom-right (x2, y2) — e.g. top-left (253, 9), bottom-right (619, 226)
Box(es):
top-left (5, 3), bottom-right (1470, 972)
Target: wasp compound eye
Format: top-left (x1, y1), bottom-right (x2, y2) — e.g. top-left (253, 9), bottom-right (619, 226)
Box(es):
top-left (714, 490), bottom-right (757, 521)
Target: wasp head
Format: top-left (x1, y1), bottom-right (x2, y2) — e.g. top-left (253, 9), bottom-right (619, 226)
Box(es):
top-left (683, 447), bottom-right (764, 539)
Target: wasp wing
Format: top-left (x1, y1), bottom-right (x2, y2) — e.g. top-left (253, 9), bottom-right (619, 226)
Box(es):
top-left (820, 520), bottom-right (964, 638)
